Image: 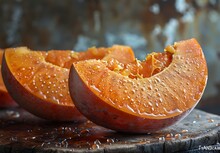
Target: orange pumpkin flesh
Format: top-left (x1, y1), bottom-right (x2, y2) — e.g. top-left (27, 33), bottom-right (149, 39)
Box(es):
top-left (2, 46), bottom-right (134, 121)
top-left (69, 38), bottom-right (208, 133)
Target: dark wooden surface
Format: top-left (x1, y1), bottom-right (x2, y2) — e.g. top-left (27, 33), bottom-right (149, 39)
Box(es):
top-left (0, 108), bottom-right (219, 153)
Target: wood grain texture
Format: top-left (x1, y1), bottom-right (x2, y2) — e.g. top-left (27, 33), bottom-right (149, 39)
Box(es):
top-left (0, 108), bottom-right (219, 153)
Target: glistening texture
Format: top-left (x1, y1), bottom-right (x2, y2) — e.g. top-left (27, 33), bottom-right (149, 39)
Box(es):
top-left (69, 39), bottom-right (207, 133)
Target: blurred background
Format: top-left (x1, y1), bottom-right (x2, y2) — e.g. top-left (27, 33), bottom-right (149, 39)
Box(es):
top-left (0, 0), bottom-right (219, 115)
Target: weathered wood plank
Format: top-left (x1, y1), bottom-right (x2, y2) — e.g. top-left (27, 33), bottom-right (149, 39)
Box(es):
top-left (0, 108), bottom-right (219, 153)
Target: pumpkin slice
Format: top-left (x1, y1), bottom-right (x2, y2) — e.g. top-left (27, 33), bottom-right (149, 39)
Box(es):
top-left (2, 46), bottom-right (135, 121)
top-left (69, 38), bottom-right (208, 132)
top-left (0, 50), bottom-right (17, 107)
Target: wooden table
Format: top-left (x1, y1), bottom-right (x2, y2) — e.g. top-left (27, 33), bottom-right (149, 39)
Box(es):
top-left (0, 108), bottom-right (219, 153)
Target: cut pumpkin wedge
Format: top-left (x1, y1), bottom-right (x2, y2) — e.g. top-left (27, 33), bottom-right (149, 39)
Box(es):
top-left (2, 45), bottom-right (135, 121)
top-left (69, 38), bottom-right (208, 132)
top-left (0, 50), bottom-right (17, 107)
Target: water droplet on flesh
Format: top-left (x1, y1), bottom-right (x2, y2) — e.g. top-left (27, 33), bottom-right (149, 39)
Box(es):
top-left (151, 107), bottom-right (155, 111)
top-left (156, 93), bottom-right (161, 98)
top-left (158, 98), bottom-right (163, 103)
top-left (155, 77), bottom-right (161, 83)
top-left (183, 89), bottom-right (186, 94)
top-left (130, 89), bottom-right (135, 94)
top-left (147, 86), bottom-right (152, 90)
top-left (124, 90), bottom-right (128, 94)
top-left (141, 87), bottom-right (145, 91)
top-left (43, 95), bottom-right (47, 99)
top-left (59, 94), bottom-right (63, 97)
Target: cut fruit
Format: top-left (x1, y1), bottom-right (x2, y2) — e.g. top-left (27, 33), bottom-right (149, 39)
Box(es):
top-left (69, 38), bottom-right (208, 133)
top-left (0, 50), bottom-right (17, 108)
top-left (2, 46), bottom-right (135, 121)
top-left (45, 45), bottom-right (135, 69)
